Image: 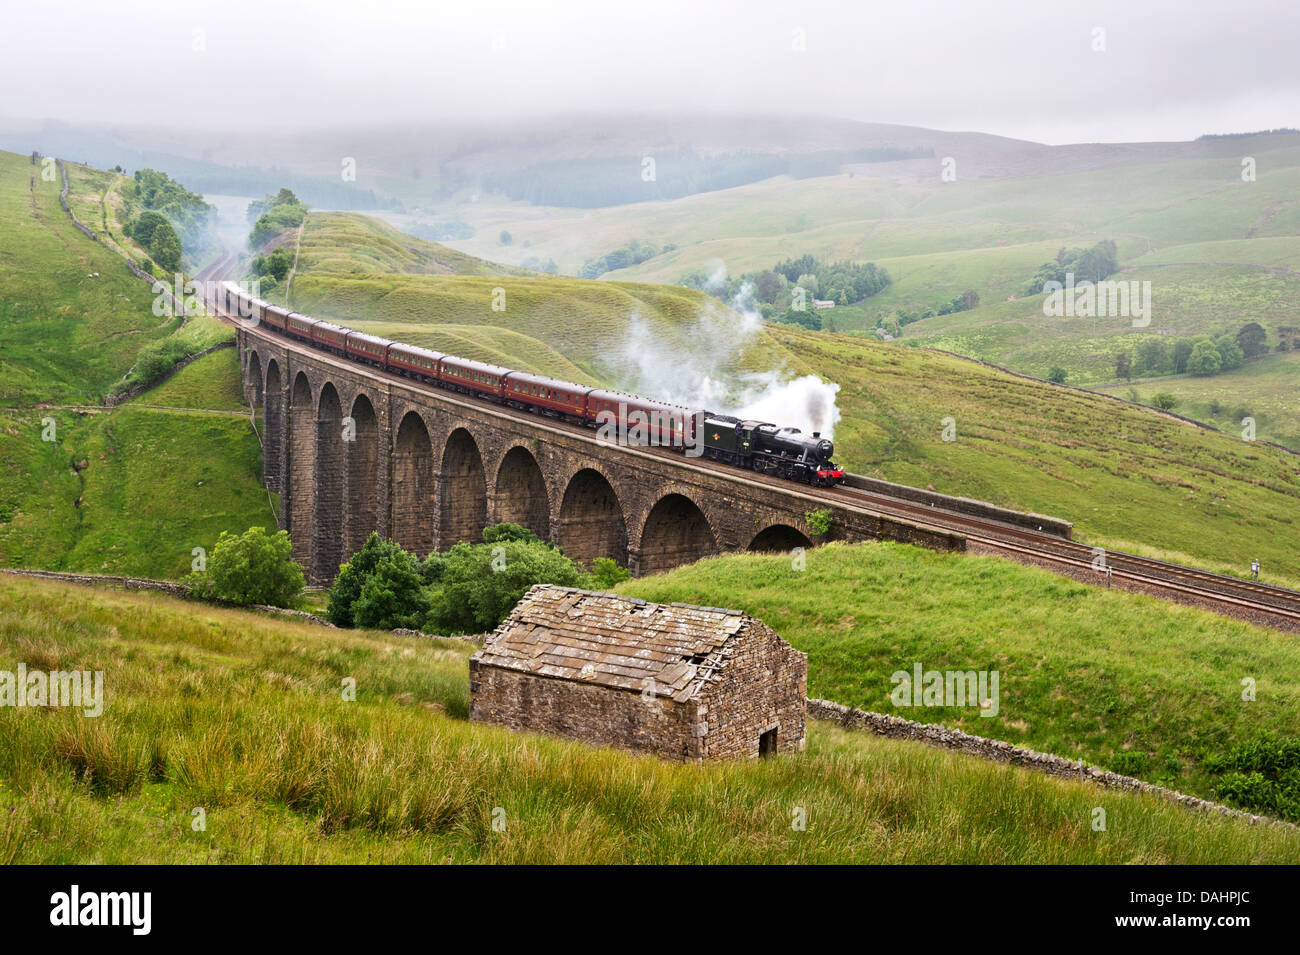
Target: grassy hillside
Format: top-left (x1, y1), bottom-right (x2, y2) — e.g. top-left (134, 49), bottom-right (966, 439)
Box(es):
top-left (0, 149), bottom-right (271, 578)
top-left (0, 352), bottom-right (271, 577)
top-left (0, 150), bottom-right (182, 405)
top-left (1, 575), bottom-right (1294, 864)
top-left (1093, 349), bottom-right (1300, 451)
top-left (290, 212), bottom-right (536, 277)
top-left (277, 214), bottom-right (1300, 583)
top-left (620, 542), bottom-right (1300, 816)
top-left (283, 212), bottom-right (767, 385)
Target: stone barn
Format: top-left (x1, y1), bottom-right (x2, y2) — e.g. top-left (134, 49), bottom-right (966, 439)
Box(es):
top-left (469, 585), bottom-right (807, 761)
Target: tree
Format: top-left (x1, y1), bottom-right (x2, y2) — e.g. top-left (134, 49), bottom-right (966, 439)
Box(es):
top-left (1172, 338), bottom-right (1195, 374)
top-left (190, 527), bottom-right (305, 608)
top-left (499, 230), bottom-right (512, 245)
top-left (1047, 366), bottom-right (1068, 384)
top-left (1115, 352), bottom-right (1132, 380)
top-left (429, 539), bottom-right (583, 634)
top-left (128, 210), bottom-right (169, 246)
top-left (754, 270), bottom-right (784, 304)
top-left (327, 532), bottom-right (421, 627)
top-left (1236, 322), bottom-right (1269, 358)
top-left (149, 221), bottom-right (182, 272)
top-left (1214, 335), bottom-right (1244, 371)
top-left (1187, 339), bottom-right (1223, 376)
top-left (351, 553), bottom-right (432, 630)
top-left (1151, 393), bottom-right (1179, 410)
top-left (254, 247), bottom-right (293, 282)
top-left (1135, 338), bottom-right (1169, 376)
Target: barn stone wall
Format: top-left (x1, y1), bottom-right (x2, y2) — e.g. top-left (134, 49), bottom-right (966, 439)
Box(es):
top-left (697, 622), bottom-right (807, 759)
top-left (468, 660), bottom-right (700, 760)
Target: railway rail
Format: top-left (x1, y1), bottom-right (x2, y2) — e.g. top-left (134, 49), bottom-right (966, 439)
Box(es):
top-left (830, 483), bottom-right (1300, 632)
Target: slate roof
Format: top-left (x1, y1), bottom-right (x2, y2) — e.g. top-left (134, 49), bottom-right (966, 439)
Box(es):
top-left (473, 585), bottom-right (751, 703)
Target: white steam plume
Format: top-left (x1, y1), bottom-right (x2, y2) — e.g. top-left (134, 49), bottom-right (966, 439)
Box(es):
top-left (613, 281), bottom-right (843, 439)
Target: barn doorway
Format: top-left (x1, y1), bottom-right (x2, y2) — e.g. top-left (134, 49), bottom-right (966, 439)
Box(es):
top-left (759, 728), bottom-right (778, 757)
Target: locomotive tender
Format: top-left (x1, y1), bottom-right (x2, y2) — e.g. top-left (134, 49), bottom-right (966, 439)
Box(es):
top-left (217, 281), bottom-right (844, 487)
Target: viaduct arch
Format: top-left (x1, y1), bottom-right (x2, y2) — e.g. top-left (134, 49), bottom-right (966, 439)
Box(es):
top-left (238, 327), bottom-right (959, 584)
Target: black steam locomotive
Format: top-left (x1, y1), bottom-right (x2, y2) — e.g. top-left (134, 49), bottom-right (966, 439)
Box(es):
top-left (701, 415), bottom-right (843, 484)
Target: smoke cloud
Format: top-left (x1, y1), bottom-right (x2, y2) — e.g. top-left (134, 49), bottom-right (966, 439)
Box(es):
top-left (614, 284), bottom-right (843, 440)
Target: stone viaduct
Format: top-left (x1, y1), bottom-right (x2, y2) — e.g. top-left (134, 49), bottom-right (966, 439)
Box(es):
top-left (236, 325), bottom-right (959, 585)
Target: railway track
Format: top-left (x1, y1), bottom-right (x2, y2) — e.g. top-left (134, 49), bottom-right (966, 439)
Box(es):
top-left (830, 483), bottom-right (1300, 632)
top-left (212, 303), bottom-right (1300, 633)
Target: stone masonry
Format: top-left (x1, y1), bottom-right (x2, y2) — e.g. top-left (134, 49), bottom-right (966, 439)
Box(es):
top-left (469, 585), bottom-right (807, 761)
top-left (237, 324), bottom-right (964, 584)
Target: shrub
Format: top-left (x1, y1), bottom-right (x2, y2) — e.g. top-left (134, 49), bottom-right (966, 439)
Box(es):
top-left (805, 508), bottom-right (833, 536)
top-left (1151, 393), bottom-right (1179, 410)
top-left (189, 526), bottom-right (304, 607)
top-left (327, 533), bottom-right (418, 627)
top-left (482, 522), bottom-right (544, 546)
top-left (589, 557), bottom-right (631, 590)
top-left (352, 553), bottom-right (432, 630)
top-left (1046, 366), bottom-right (1068, 384)
top-left (1205, 733), bottom-right (1300, 820)
top-left (429, 539), bottom-right (583, 635)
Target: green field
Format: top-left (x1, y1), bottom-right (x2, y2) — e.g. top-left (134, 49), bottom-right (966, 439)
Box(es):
top-left (620, 542), bottom-right (1300, 815)
top-left (0, 151), bottom-right (182, 405)
top-left (1093, 349), bottom-right (1300, 452)
top-left (1, 574), bottom-right (1294, 864)
top-left (0, 353), bottom-right (271, 578)
top-left (0, 149), bottom-right (271, 578)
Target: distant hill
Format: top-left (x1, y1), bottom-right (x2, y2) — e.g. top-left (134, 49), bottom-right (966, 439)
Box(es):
top-left (278, 209), bottom-right (1300, 585)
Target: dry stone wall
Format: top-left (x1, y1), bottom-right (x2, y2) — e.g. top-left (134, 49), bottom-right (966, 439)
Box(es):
top-left (808, 698), bottom-right (1295, 829)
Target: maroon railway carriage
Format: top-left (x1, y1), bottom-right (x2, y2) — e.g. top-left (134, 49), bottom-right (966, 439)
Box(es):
top-left (587, 389), bottom-right (699, 450)
top-left (345, 330), bottom-right (392, 367)
top-left (223, 284), bottom-right (266, 325)
top-left (438, 354), bottom-right (510, 399)
top-left (505, 371), bottom-right (593, 419)
top-left (310, 320), bottom-right (350, 355)
top-left (258, 302), bottom-right (287, 331)
top-left (387, 341), bottom-right (444, 381)
top-left (286, 312), bottom-right (317, 342)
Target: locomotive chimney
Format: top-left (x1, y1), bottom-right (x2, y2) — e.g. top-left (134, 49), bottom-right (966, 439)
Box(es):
top-left (812, 432), bottom-right (821, 438)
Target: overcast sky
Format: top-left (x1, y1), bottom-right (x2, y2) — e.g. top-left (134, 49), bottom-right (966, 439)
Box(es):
top-left (3, 0), bottom-right (1296, 144)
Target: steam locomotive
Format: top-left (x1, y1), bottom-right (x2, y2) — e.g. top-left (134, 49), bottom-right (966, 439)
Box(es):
top-left (215, 281), bottom-right (845, 487)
